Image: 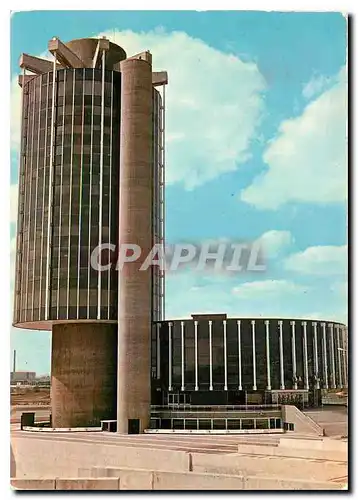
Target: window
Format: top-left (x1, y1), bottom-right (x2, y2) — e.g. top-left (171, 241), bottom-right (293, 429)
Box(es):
top-left (255, 419), bottom-right (269, 430)
top-left (213, 419), bottom-right (226, 430)
top-left (198, 419), bottom-right (211, 430)
top-left (227, 419), bottom-right (240, 430)
top-left (173, 419), bottom-right (184, 430)
top-left (184, 419), bottom-right (198, 430)
top-left (241, 419), bottom-right (254, 430)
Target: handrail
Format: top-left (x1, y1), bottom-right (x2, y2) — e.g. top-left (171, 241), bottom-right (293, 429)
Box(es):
top-left (151, 404), bottom-right (281, 411)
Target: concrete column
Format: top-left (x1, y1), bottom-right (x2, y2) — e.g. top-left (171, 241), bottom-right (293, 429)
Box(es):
top-left (156, 323), bottom-right (161, 380)
top-left (302, 321), bottom-right (309, 390)
top-left (181, 321), bottom-right (185, 391)
top-left (51, 323), bottom-right (117, 428)
top-left (312, 322), bottom-right (320, 389)
top-left (117, 57), bottom-right (153, 433)
top-left (223, 320), bottom-right (227, 390)
top-left (278, 320), bottom-right (285, 390)
top-left (237, 320), bottom-right (242, 390)
top-left (328, 323), bottom-right (336, 388)
top-left (321, 322), bottom-right (329, 388)
top-left (336, 325), bottom-right (343, 388)
top-left (209, 320), bottom-right (213, 390)
top-left (194, 320), bottom-right (198, 391)
top-left (251, 320), bottom-right (257, 390)
top-left (342, 326), bottom-right (348, 388)
top-left (168, 322), bottom-right (172, 391)
top-left (265, 320), bottom-right (271, 390)
top-left (290, 321), bottom-right (297, 389)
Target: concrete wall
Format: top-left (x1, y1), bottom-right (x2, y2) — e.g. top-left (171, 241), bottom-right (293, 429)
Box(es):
top-left (79, 466), bottom-right (153, 490)
top-left (12, 434), bottom-right (347, 482)
top-left (236, 442), bottom-right (347, 463)
top-left (191, 451), bottom-right (347, 481)
top-left (11, 479), bottom-right (55, 490)
top-left (279, 437), bottom-right (347, 453)
top-left (282, 405), bottom-right (324, 436)
top-left (11, 436), bottom-right (191, 478)
top-left (11, 478), bottom-right (119, 490)
top-left (11, 473), bottom-right (343, 491)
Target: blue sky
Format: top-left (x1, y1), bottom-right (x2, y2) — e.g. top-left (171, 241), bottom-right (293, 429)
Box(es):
top-left (10, 11), bottom-right (347, 374)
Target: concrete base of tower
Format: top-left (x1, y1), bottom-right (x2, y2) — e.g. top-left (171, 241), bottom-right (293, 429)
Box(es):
top-left (51, 323), bottom-right (117, 428)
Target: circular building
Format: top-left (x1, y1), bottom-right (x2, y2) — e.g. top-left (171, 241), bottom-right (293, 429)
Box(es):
top-left (150, 314), bottom-right (348, 428)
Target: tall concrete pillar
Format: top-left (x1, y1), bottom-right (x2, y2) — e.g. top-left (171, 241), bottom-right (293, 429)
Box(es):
top-left (117, 57), bottom-right (153, 433)
top-left (51, 323), bottom-right (117, 428)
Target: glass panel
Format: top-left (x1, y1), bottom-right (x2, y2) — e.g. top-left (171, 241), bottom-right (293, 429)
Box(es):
top-left (198, 419), bottom-right (211, 430)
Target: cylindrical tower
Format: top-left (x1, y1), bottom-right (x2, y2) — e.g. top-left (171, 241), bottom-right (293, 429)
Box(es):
top-left (13, 37), bottom-right (167, 429)
top-left (117, 57), bottom-right (153, 434)
top-left (14, 67), bottom-right (121, 326)
top-left (51, 323), bottom-right (117, 427)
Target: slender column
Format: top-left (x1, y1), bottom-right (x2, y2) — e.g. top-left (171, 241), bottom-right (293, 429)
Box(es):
top-left (312, 322), bottom-right (320, 389)
top-left (107, 71), bottom-right (113, 319)
top-left (278, 320), bottom-right (285, 389)
top-left (24, 74), bottom-right (36, 320)
top-left (32, 74), bottom-right (42, 318)
top-left (328, 323), bottom-right (336, 388)
top-left (117, 57), bottom-right (153, 433)
top-left (237, 320), bottom-right (242, 390)
top-left (161, 84), bottom-right (166, 320)
top-left (344, 328), bottom-right (349, 387)
top-left (290, 321), bottom-right (297, 389)
top-left (168, 322), bottom-right (172, 391)
top-left (264, 320), bottom-right (271, 390)
top-left (38, 72), bottom-right (49, 321)
top-left (223, 320), bottom-right (228, 390)
top-left (251, 320), bottom-right (257, 390)
top-left (181, 321), bottom-right (185, 391)
top-left (342, 326), bottom-right (348, 388)
top-left (302, 321), bottom-right (309, 390)
top-left (76, 70), bottom-right (85, 317)
top-left (156, 323), bottom-right (161, 380)
top-left (57, 71), bottom-right (66, 318)
top-left (321, 322), bottom-right (328, 388)
top-left (13, 67), bottom-right (26, 323)
top-left (87, 71), bottom-right (95, 318)
top-left (97, 48), bottom-right (106, 319)
top-left (194, 320), bottom-right (198, 391)
top-left (209, 320), bottom-right (213, 390)
top-left (336, 325), bottom-right (343, 388)
top-left (66, 70), bottom-right (75, 318)
top-left (45, 52), bottom-right (57, 319)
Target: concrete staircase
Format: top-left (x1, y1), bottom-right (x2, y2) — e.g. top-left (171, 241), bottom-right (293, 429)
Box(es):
top-left (11, 431), bottom-right (347, 490)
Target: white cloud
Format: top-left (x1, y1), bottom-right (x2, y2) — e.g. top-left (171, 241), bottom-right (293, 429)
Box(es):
top-left (96, 28), bottom-right (266, 189)
top-left (302, 73), bottom-right (337, 100)
top-left (11, 30), bottom-right (265, 191)
top-left (165, 271), bottom-right (346, 322)
top-left (232, 279), bottom-right (306, 299)
top-left (241, 67), bottom-right (347, 209)
top-left (284, 245), bottom-right (347, 276)
top-left (256, 230), bottom-right (294, 258)
top-left (11, 31), bottom-right (265, 188)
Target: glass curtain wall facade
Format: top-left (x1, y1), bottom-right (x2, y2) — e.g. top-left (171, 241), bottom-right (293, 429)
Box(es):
top-left (14, 68), bottom-right (164, 326)
top-left (14, 68), bottom-right (121, 324)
